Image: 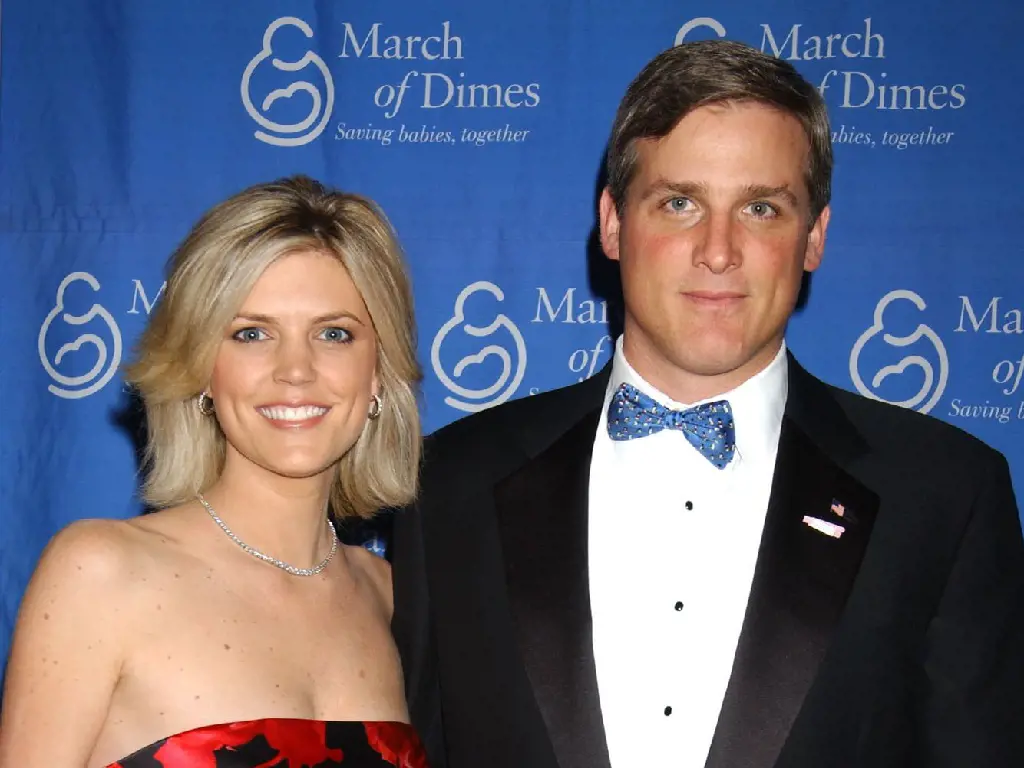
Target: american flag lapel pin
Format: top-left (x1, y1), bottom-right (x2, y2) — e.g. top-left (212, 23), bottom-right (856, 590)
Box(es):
top-left (802, 497), bottom-right (851, 538)
top-left (802, 516), bottom-right (844, 538)
top-left (831, 497), bottom-right (857, 524)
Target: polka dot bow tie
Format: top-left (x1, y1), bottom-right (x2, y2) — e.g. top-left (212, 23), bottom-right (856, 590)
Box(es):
top-left (607, 383), bottom-right (737, 469)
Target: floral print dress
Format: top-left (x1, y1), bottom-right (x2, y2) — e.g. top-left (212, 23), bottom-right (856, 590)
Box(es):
top-left (106, 719), bottom-right (429, 768)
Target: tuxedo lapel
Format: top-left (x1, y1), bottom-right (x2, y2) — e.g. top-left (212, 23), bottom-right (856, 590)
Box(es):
top-left (706, 358), bottom-right (880, 768)
top-left (494, 406), bottom-right (613, 768)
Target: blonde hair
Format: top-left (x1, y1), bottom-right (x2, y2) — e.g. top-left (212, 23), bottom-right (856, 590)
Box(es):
top-left (124, 176), bottom-right (421, 519)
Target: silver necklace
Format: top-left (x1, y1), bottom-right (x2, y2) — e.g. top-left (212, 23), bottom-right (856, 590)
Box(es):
top-left (197, 493), bottom-right (338, 577)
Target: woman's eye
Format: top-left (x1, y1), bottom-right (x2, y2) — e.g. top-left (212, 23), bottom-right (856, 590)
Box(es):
top-left (232, 327), bottom-right (267, 343)
top-left (318, 327), bottom-right (352, 343)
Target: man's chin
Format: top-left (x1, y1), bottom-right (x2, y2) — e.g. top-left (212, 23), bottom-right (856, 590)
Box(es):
top-left (667, 340), bottom-right (749, 376)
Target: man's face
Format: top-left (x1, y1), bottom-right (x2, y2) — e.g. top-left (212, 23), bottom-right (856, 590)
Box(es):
top-left (600, 101), bottom-right (829, 401)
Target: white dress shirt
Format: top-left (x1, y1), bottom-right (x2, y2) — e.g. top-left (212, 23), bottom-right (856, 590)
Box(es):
top-left (588, 337), bottom-right (788, 767)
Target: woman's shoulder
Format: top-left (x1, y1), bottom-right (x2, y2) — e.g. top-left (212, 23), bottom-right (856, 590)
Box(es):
top-left (31, 512), bottom-right (192, 602)
top-left (0, 517), bottom-right (175, 763)
top-left (8, 519), bottom-right (147, 681)
top-left (36, 517), bottom-right (145, 585)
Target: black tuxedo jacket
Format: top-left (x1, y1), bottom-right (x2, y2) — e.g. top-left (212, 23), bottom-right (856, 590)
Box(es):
top-left (392, 355), bottom-right (1024, 768)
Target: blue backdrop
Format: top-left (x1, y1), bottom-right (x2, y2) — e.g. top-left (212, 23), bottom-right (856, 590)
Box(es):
top-left (3, 1), bottom-right (1023, 667)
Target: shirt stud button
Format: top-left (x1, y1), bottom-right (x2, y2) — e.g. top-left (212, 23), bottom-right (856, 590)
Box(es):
top-left (684, 501), bottom-right (694, 511)
top-left (664, 706), bottom-right (673, 716)
top-left (674, 601), bottom-right (684, 611)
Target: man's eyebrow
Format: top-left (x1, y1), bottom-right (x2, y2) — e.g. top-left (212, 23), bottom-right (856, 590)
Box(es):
top-left (742, 184), bottom-right (800, 208)
top-left (636, 179), bottom-right (707, 202)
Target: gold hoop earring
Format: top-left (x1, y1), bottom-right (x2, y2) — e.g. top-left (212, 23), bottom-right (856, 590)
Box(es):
top-left (368, 394), bottom-right (382, 420)
top-left (197, 392), bottom-right (215, 417)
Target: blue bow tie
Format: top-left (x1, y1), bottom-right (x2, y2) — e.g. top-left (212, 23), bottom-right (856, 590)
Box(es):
top-left (607, 383), bottom-right (736, 469)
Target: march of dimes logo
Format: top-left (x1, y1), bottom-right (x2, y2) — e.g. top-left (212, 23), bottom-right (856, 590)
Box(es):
top-left (851, 289), bottom-right (1024, 424)
top-left (241, 16), bottom-right (541, 149)
top-left (849, 289), bottom-right (949, 414)
top-left (430, 282), bottom-right (527, 413)
top-left (240, 17), bottom-right (334, 147)
top-left (676, 15), bottom-right (966, 151)
top-left (38, 272), bottom-right (123, 400)
top-left (431, 282), bottom-right (613, 413)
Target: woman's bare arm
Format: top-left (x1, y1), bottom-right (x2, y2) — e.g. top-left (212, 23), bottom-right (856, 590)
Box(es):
top-left (0, 520), bottom-right (132, 766)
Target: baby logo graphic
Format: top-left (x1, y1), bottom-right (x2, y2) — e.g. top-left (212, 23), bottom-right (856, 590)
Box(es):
top-left (674, 17), bottom-right (727, 46)
top-left (38, 272), bottom-right (123, 400)
top-left (241, 17), bottom-right (335, 147)
top-left (431, 281), bottom-right (527, 413)
top-left (849, 289), bottom-right (949, 414)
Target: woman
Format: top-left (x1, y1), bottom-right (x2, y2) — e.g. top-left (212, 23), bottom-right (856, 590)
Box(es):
top-left (0, 177), bottom-right (429, 767)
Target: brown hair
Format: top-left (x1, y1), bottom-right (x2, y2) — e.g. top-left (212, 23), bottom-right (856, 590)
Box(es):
top-left (606, 39), bottom-right (833, 223)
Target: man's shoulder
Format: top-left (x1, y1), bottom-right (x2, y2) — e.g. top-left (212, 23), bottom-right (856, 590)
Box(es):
top-left (422, 375), bottom-right (606, 476)
top-left (826, 382), bottom-right (1005, 469)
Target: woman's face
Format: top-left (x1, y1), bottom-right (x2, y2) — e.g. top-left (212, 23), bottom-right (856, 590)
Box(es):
top-left (208, 249), bottom-right (378, 483)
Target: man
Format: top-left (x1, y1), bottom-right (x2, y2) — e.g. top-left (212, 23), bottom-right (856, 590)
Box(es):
top-left (393, 39), bottom-right (1024, 768)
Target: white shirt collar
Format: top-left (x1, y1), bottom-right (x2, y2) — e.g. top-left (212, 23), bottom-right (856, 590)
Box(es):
top-left (604, 336), bottom-right (789, 464)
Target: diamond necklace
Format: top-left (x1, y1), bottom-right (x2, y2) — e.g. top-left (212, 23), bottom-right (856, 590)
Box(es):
top-left (197, 493), bottom-right (338, 577)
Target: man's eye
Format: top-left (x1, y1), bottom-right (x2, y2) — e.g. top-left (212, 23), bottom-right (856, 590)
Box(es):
top-left (666, 197), bottom-right (693, 212)
top-left (747, 201), bottom-right (778, 219)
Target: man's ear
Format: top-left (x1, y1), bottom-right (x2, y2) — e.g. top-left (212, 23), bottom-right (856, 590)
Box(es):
top-left (804, 204), bottom-right (830, 272)
top-left (599, 187), bottom-right (623, 262)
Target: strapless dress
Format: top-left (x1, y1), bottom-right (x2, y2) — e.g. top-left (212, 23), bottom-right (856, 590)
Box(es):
top-left (106, 718), bottom-right (428, 767)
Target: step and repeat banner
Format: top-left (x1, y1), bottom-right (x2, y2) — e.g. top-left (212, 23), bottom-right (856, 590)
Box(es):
top-left (2, 1), bottom-right (1022, 664)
